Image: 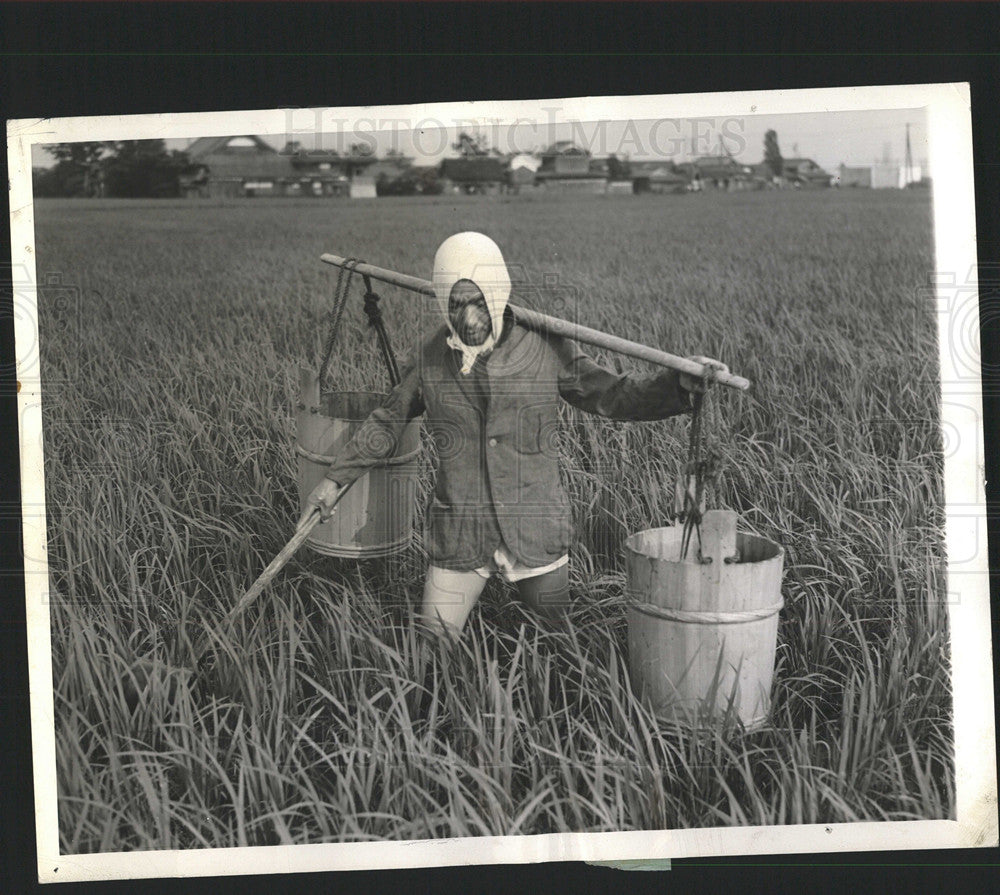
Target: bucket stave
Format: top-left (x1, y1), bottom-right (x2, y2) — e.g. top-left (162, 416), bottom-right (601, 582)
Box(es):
top-left (624, 511), bottom-right (784, 729)
top-left (296, 367), bottom-right (421, 558)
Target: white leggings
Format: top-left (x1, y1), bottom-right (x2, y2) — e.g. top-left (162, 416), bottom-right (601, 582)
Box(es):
top-left (420, 558), bottom-right (571, 637)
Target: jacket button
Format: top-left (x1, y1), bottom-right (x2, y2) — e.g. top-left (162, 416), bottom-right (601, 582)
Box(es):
top-left (488, 437), bottom-right (498, 447)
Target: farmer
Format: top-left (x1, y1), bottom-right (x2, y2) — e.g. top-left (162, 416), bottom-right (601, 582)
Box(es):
top-left (298, 232), bottom-right (726, 640)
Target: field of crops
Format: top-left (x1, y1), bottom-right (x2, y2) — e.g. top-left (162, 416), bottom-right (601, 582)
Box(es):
top-left (33, 188), bottom-right (952, 852)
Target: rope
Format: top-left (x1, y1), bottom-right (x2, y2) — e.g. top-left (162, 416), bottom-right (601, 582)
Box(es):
top-left (318, 257), bottom-right (362, 391)
top-left (317, 261), bottom-right (402, 393)
top-left (677, 365), bottom-right (723, 562)
top-left (295, 442), bottom-right (420, 467)
top-left (361, 274), bottom-right (401, 388)
top-left (627, 596), bottom-right (784, 625)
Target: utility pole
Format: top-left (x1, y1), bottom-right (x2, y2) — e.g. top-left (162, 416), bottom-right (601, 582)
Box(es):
top-left (904, 122), bottom-right (913, 187)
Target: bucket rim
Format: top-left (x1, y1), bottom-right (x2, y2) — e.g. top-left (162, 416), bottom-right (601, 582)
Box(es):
top-left (319, 388), bottom-right (391, 400)
top-left (624, 525), bottom-right (784, 565)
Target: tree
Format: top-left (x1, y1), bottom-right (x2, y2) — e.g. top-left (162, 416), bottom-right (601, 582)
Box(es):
top-left (452, 131), bottom-right (490, 157)
top-left (764, 130), bottom-right (784, 179)
top-left (32, 166), bottom-right (63, 198)
top-left (40, 141), bottom-right (111, 196)
top-left (376, 166), bottom-right (443, 197)
top-left (607, 153), bottom-right (631, 180)
top-left (33, 139), bottom-right (192, 198)
top-left (102, 140), bottom-right (190, 197)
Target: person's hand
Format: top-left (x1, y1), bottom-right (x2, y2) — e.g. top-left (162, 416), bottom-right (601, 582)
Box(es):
top-left (679, 355), bottom-right (729, 396)
top-left (298, 479), bottom-right (341, 530)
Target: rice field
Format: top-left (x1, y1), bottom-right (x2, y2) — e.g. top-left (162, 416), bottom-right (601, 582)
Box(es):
top-left (32, 188), bottom-right (952, 852)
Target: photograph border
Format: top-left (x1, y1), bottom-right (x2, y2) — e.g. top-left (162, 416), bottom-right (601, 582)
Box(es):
top-left (8, 81), bottom-right (994, 883)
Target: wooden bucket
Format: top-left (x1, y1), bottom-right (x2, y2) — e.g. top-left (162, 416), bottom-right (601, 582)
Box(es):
top-left (624, 511), bottom-right (784, 729)
top-left (295, 367), bottom-right (421, 558)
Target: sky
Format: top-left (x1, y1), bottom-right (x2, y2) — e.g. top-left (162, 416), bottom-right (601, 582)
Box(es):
top-left (33, 108), bottom-right (928, 174)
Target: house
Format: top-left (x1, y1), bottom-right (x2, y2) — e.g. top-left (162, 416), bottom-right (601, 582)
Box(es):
top-left (605, 180), bottom-right (635, 196)
top-left (837, 164), bottom-right (873, 188)
top-left (507, 153), bottom-right (540, 192)
top-left (184, 135), bottom-right (379, 198)
top-left (284, 142), bottom-right (379, 198)
top-left (185, 135), bottom-right (292, 198)
top-left (871, 163), bottom-right (905, 189)
top-left (751, 161), bottom-right (782, 186)
top-left (439, 157), bottom-right (507, 194)
top-left (629, 161), bottom-right (690, 194)
top-left (535, 141), bottom-right (607, 193)
top-left (539, 140), bottom-right (592, 174)
top-left (835, 162), bottom-right (922, 190)
top-left (782, 157), bottom-right (832, 188)
top-left (178, 163), bottom-right (210, 198)
top-left (677, 156), bottom-right (755, 190)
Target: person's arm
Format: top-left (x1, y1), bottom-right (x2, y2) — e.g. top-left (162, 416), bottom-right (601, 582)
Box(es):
top-left (298, 354), bottom-right (424, 527)
top-left (554, 335), bottom-right (696, 421)
top-left (323, 356), bottom-right (425, 487)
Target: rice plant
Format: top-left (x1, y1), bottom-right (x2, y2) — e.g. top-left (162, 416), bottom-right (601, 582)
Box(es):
top-left (33, 189), bottom-right (952, 851)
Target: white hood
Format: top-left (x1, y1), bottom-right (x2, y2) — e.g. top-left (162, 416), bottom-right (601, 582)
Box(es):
top-left (432, 232), bottom-right (511, 373)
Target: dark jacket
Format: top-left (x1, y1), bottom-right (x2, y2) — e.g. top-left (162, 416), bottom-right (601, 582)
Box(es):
top-left (325, 312), bottom-right (693, 571)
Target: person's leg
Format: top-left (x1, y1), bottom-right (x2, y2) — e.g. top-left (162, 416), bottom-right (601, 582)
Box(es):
top-left (419, 564), bottom-right (489, 641)
top-left (514, 562), bottom-right (571, 624)
top-left (410, 565), bottom-right (489, 720)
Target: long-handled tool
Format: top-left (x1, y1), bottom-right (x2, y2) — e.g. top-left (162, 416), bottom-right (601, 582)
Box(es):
top-left (123, 487), bottom-right (353, 707)
top-left (230, 505), bottom-right (322, 620)
top-left (202, 484), bottom-right (354, 654)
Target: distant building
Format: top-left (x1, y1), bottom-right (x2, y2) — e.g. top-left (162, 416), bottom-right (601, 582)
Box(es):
top-left (782, 158), bottom-right (832, 188)
top-left (871, 163), bottom-right (901, 189)
top-left (186, 135), bottom-right (290, 198)
top-left (873, 163), bottom-right (923, 189)
top-left (629, 161), bottom-right (690, 194)
top-left (539, 141), bottom-right (592, 174)
top-left (178, 164), bottom-right (210, 198)
top-left (284, 142), bottom-right (378, 198)
top-left (439, 157), bottom-right (507, 194)
top-left (509, 153), bottom-right (540, 173)
top-left (605, 180), bottom-right (635, 196)
top-left (902, 165), bottom-right (926, 188)
top-left (837, 164), bottom-right (873, 188)
top-left (507, 154), bottom-right (540, 192)
top-left (835, 162), bottom-right (924, 189)
top-left (184, 135), bottom-right (378, 198)
top-left (535, 142), bottom-right (606, 193)
top-left (588, 157), bottom-right (610, 178)
top-left (678, 156), bottom-right (755, 190)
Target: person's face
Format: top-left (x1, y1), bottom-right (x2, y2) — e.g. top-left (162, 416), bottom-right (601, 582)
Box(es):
top-left (448, 279), bottom-right (492, 346)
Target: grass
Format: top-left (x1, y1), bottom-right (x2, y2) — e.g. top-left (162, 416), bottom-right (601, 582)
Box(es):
top-left (34, 188), bottom-right (953, 851)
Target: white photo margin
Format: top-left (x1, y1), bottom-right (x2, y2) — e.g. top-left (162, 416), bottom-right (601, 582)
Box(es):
top-left (7, 81), bottom-right (995, 883)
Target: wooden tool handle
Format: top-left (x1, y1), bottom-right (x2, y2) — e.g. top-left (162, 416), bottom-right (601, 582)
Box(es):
top-left (229, 510), bottom-right (322, 620)
top-left (320, 253), bottom-right (751, 392)
top-left (228, 485), bottom-right (352, 623)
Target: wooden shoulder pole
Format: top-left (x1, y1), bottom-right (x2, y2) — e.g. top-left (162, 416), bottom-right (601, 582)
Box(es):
top-left (320, 253), bottom-right (751, 391)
